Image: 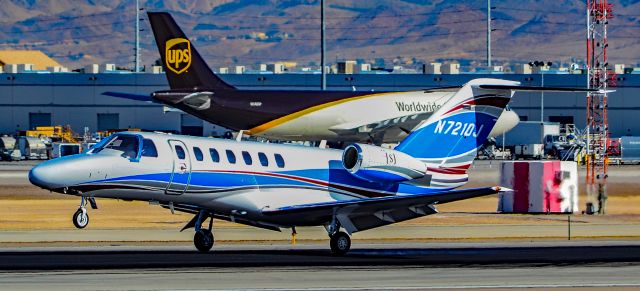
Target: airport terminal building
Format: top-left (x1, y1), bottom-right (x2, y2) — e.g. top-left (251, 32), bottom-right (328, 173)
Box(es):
top-left (1, 70), bottom-right (640, 138)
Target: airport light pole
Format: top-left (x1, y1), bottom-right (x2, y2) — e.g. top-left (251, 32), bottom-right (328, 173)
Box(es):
top-left (135, 0), bottom-right (139, 72)
top-left (487, 0), bottom-right (495, 71)
top-left (320, 0), bottom-right (326, 90)
top-left (529, 61), bottom-right (552, 122)
top-left (135, 0), bottom-right (142, 73)
top-left (541, 70), bottom-right (544, 122)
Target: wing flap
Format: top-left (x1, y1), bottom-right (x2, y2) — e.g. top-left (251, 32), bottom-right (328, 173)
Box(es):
top-left (262, 187), bottom-right (506, 233)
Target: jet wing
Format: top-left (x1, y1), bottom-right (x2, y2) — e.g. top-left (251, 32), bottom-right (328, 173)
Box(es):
top-left (262, 186), bottom-right (506, 234)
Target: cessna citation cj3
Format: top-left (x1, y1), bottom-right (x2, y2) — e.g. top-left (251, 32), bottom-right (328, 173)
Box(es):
top-left (104, 12), bottom-right (519, 144)
top-left (31, 78), bottom-right (520, 254)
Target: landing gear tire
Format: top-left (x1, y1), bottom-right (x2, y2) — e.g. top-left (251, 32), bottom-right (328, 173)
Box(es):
top-left (194, 229), bottom-right (214, 253)
top-left (72, 208), bottom-right (89, 229)
top-left (330, 231), bottom-right (351, 255)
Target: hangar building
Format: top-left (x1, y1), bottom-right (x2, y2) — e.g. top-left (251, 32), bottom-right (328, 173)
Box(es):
top-left (0, 69), bottom-right (639, 138)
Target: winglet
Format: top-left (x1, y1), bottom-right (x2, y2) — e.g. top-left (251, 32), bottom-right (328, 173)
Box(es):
top-left (492, 186), bottom-right (513, 192)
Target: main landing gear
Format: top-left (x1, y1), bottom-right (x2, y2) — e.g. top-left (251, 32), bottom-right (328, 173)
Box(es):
top-left (329, 231), bottom-right (351, 255)
top-left (326, 217), bottom-right (351, 255)
top-left (72, 196), bottom-right (97, 229)
top-left (193, 210), bottom-right (214, 252)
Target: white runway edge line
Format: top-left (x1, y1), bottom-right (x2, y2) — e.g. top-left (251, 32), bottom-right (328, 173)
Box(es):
top-left (0, 171), bottom-right (28, 178)
top-left (227, 284), bottom-right (640, 290)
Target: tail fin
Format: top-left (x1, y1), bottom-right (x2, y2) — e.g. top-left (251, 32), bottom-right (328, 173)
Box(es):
top-left (395, 78), bottom-right (517, 176)
top-left (147, 12), bottom-right (235, 90)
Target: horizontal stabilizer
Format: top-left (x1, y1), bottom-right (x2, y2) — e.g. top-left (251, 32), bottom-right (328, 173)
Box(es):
top-left (422, 86), bottom-right (462, 93)
top-left (477, 85), bottom-right (598, 92)
top-left (102, 91), bottom-right (153, 102)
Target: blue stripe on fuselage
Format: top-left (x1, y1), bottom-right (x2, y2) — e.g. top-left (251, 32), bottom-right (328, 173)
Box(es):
top-left (80, 160), bottom-right (453, 196)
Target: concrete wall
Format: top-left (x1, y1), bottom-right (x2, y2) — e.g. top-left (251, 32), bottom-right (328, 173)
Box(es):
top-left (0, 73), bottom-right (225, 136)
top-left (1, 72), bottom-right (639, 138)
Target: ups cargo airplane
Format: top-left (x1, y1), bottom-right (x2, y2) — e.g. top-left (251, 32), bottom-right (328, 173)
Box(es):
top-left (105, 12), bottom-right (519, 143)
top-left (31, 77), bottom-right (530, 254)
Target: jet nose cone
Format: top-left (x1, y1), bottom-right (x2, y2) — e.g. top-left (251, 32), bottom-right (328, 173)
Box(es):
top-left (29, 162), bottom-right (62, 190)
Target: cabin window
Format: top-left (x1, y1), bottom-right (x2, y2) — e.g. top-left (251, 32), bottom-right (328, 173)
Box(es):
top-left (226, 150), bottom-right (236, 164)
top-left (242, 151), bottom-right (253, 165)
top-left (209, 148), bottom-right (220, 163)
top-left (193, 147), bottom-right (204, 161)
top-left (274, 153), bottom-right (285, 168)
top-left (258, 152), bottom-right (269, 167)
top-left (141, 139), bottom-right (158, 157)
top-left (174, 145), bottom-right (186, 160)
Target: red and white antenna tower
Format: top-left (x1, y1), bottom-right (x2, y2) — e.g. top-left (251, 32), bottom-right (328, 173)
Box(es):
top-left (586, 0), bottom-right (613, 212)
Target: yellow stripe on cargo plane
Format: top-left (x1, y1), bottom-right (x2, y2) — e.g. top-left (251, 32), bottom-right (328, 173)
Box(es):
top-left (246, 91), bottom-right (412, 135)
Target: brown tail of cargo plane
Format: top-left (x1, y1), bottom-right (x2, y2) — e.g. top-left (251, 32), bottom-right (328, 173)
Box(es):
top-left (147, 12), bottom-right (235, 91)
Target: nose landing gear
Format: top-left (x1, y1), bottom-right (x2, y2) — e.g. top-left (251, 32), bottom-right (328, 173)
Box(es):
top-left (72, 208), bottom-right (89, 229)
top-left (72, 196), bottom-right (97, 229)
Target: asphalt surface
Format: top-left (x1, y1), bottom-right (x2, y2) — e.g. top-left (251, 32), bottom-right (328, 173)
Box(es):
top-left (2, 242), bottom-right (640, 270)
top-left (3, 264), bottom-right (640, 290)
top-left (1, 242), bottom-right (640, 290)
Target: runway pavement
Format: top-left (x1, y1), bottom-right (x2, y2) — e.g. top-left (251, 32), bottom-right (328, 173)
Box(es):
top-left (2, 241), bottom-right (640, 270)
top-left (2, 264), bottom-right (640, 290)
top-left (1, 242), bottom-right (640, 290)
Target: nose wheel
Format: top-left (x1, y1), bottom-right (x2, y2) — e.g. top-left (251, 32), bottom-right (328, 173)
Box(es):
top-left (72, 196), bottom-right (97, 229)
top-left (72, 208), bottom-right (89, 229)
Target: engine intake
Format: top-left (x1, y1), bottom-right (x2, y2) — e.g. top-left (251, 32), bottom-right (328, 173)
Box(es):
top-left (342, 143), bottom-right (427, 183)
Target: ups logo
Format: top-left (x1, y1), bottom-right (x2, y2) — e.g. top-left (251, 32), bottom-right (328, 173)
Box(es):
top-left (165, 38), bottom-right (191, 74)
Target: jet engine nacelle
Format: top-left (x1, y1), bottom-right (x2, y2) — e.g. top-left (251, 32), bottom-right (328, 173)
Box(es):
top-left (342, 143), bottom-right (427, 183)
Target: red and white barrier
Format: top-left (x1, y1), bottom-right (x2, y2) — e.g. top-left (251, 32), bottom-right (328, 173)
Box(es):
top-left (499, 161), bottom-right (578, 213)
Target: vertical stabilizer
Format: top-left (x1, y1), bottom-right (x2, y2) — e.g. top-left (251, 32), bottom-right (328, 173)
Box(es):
top-left (147, 12), bottom-right (235, 90)
top-left (395, 78), bottom-right (518, 187)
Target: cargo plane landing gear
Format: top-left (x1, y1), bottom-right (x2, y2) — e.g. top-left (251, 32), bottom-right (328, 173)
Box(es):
top-left (72, 196), bottom-right (97, 229)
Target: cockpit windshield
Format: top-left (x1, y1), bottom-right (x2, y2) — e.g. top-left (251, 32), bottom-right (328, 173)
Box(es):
top-left (91, 134), bottom-right (140, 159)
